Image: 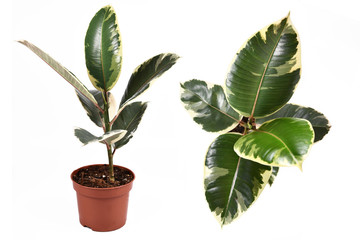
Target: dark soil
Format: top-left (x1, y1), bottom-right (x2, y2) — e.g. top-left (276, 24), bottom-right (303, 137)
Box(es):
top-left (72, 165), bottom-right (134, 188)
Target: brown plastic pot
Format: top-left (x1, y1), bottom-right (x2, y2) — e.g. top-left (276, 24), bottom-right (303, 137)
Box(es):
top-left (71, 164), bottom-right (135, 232)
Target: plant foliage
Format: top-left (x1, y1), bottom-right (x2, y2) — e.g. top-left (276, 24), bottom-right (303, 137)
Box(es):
top-left (19, 5), bottom-right (179, 181)
top-left (181, 14), bottom-right (330, 226)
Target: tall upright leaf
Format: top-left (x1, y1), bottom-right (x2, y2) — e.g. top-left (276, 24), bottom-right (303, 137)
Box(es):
top-left (85, 5), bottom-right (122, 92)
top-left (225, 14), bottom-right (301, 118)
top-left (18, 40), bottom-right (101, 111)
top-left (180, 79), bottom-right (240, 133)
top-left (234, 118), bottom-right (314, 170)
top-left (256, 104), bottom-right (331, 142)
top-left (119, 53), bottom-right (179, 107)
top-left (205, 133), bottom-right (272, 226)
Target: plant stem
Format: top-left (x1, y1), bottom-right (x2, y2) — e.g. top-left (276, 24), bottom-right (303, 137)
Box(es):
top-left (103, 91), bottom-right (115, 182)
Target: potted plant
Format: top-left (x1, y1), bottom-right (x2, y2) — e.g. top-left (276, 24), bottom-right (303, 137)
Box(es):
top-left (18, 5), bottom-right (179, 231)
top-left (180, 13), bottom-right (330, 226)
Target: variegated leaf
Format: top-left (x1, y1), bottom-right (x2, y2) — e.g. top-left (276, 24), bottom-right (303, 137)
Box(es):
top-left (85, 5), bottom-right (122, 92)
top-left (268, 167), bottom-right (279, 186)
top-left (256, 104), bottom-right (331, 142)
top-left (205, 133), bottom-right (272, 226)
top-left (119, 53), bottom-right (179, 107)
top-left (180, 79), bottom-right (240, 133)
top-left (112, 101), bottom-right (148, 149)
top-left (76, 90), bottom-right (117, 128)
top-left (76, 90), bottom-right (104, 127)
top-left (74, 128), bottom-right (126, 146)
top-left (17, 40), bottom-right (101, 111)
top-left (225, 14), bottom-right (301, 118)
top-left (234, 118), bottom-right (314, 170)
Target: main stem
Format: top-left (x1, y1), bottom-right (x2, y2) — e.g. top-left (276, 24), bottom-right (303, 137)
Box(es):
top-left (103, 91), bottom-right (115, 182)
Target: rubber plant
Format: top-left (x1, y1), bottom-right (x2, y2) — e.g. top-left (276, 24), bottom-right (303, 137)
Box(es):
top-left (180, 14), bottom-right (330, 226)
top-left (18, 5), bottom-right (179, 182)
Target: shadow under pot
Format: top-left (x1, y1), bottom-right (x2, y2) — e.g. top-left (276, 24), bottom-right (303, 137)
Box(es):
top-left (71, 164), bottom-right (135, 232)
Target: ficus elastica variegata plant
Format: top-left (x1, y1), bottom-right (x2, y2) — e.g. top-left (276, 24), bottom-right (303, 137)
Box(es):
top-left (181, 13), bottom-right (330, 226)
top-left (18, 5), bottom-right (179, 182)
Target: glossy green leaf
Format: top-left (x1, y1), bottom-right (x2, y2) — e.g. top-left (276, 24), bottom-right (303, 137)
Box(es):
top-left (256, 104), bottom-right (331, 142)
top-left (225, 14), bottom-right (301, 118)
top-left (17, 40), bottom-right (101, 112)
top-left (85, 5), bottom-right (122, 92)
top-left (74, 128), bottom-right (127, 146)
top-left (268, 167), bottom-right (279, 186)
top-left (112, 102), bottom-right (148, 149)
top-left (234, 118), bottom-right (314, 170)
top-left (180, 79), bottom-right (240, 133)
top-left (76, 90), bottom-right (104, 127)
top-left (119, 53), bottom-right (179, 107)
top-left (205, 133), bottom-right (272, 226)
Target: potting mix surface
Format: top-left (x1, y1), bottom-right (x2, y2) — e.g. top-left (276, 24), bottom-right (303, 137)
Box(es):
top-left (73, 165), bottom-right (134, 188)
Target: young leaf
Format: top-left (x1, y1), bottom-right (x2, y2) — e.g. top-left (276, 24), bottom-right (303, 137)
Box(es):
top-left (112, 102), bottom-right (148, 149)
top-left (234, 118), bottom-right (314, 170)
top-left (17, 40), bottom-right (101, 112)
top-left (225, 14), bottom-right (301, 118)
top-left (256, 104), bottom-right (331, 142)
top-left (180, 79), bottom-right (240, 133)
top-left (74, 128), bottom-right (127, 146)
top-left (205, 133), bottom-right (272, 226)
top-left (119, 53), bottom-right (179, 107)
top-left (85, 5), bottom-right (122, 92)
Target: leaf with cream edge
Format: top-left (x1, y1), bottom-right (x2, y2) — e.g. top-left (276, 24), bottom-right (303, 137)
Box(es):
top-left (205, 133), bottom-right (272, 226)
top-left (85, 5), bottom-right (122, 92)
top-left (76, 90), bottom-right (104, 127)
top-left (225, 13), bottom-right (301, 118)
top-left (256, 103), bottom-right (331, 142)
top-left (180, 79), bottom-right (240, 133)
top-left (119, 53), bottom-right (180, 107)
top-left (74, 128), bottom-right (127, 146)
top-left (234, 118), bottom-right (314, 170)
top-left (17, 40), bottom-right (102, 112)
top-left (112, 101), bottom-right (148, 150)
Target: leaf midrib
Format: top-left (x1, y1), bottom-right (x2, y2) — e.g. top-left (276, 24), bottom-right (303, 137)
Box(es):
top-left (221, 156), bottom-right (241, 226)
top-left (100, 9), bottom-right (107, 92)
top-left (250, 19), bottom-right (288, 118)
top-left (256, 129), bottom-right (298, 165)
top-left (186, 88), bottom-right (240, 123)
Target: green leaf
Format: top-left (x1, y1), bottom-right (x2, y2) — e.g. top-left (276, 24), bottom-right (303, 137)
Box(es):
top-left (119, 53), bottom-right (179, 107)
top-left (234, 118), bottom-right (314, 170)
top-left (180, 80), bottom-right (240, 133)
top-left (256, 104), bottom-right (331, 142)
top-left (112, 102), bottom-right (148, 149)
top-left (76, 90), bottom-right (104, 127)
top-left (268, 167), bottom-right (279, 186)
top-left (17, 40), bottom-right (102, 112)
top-left (85, 5), bottom-right (122, 92)
top-left (205, 133), bottom-right (272, 226)
top-left (74, 128), bottom-right (127, 146)
top-left (225, 14), bottom-right (301, 118)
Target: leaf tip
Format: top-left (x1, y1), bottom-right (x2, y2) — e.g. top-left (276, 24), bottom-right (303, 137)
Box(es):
top-left (297, 163), bottom-right (303, 172)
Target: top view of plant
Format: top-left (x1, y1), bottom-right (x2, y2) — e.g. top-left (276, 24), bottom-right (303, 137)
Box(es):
top-left (18, 5), bottom-right (179, 183)
top-left (180, 13), bottom-right (330, 226)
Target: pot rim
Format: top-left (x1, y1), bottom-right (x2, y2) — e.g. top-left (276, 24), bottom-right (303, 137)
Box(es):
top-left (71, 164), bottom-right (135, 191)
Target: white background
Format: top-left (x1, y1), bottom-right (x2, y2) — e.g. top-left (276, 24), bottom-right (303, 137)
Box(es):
top-left (8, 0), bottom-right (360, 239)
